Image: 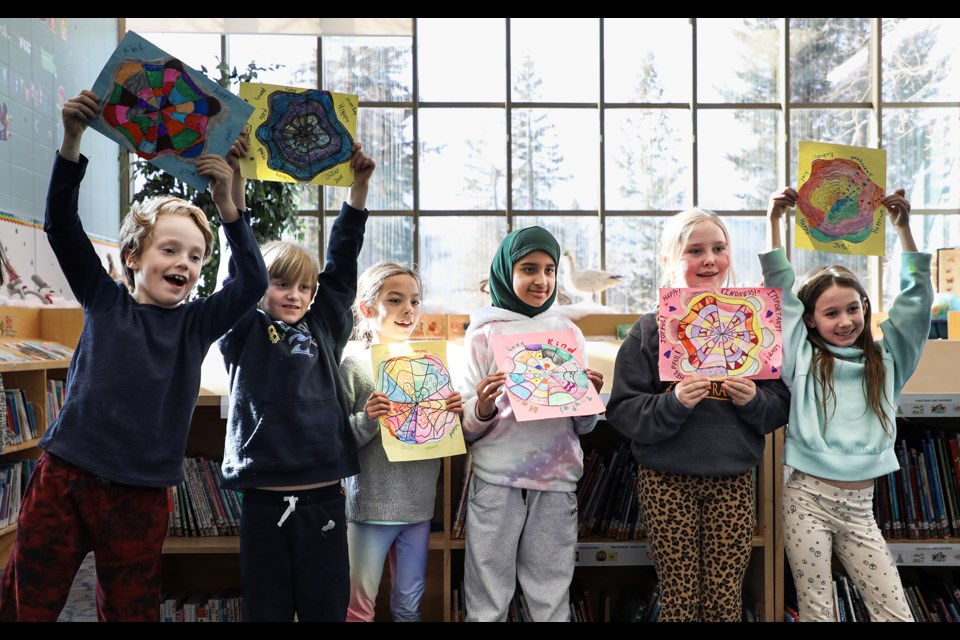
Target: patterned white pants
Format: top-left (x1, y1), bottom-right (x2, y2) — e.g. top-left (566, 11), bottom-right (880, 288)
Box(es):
top-left (782, 470), bottom-right (913, 622)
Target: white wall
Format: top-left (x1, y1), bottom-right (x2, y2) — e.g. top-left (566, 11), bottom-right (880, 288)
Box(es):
top-left (0, 213), bottom-right (119, 303)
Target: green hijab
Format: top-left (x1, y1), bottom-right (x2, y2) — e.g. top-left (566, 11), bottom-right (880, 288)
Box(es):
top-left (489, 226), bottom-right (561, 317)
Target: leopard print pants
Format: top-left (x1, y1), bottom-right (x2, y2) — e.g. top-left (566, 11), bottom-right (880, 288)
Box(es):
top-left (639, 466), bottom-right (754, 622)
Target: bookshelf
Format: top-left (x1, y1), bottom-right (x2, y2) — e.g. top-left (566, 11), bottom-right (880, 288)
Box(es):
top-left (154, 314), bottom-right (784, 621)
top-left (0, 306), bottom-right (83, 567)
top-left (889, 340), bottom-right (960, 571)
top-left (776, 341), bottom-right (960, 621)
top-left (161, 376), bottom-right (456, 620)
top-left (445, 315), bottom-right (783, 622)
top-left (554, 423), bottom-right (779, 622)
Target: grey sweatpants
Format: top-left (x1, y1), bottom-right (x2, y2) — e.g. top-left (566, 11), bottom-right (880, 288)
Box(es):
top-left (782, 470), bottom-right (913, 622)
top-left (463, 475), bottom-right (578, 622)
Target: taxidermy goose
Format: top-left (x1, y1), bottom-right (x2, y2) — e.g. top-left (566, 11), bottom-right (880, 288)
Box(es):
top-left (559, 250), bottom-right (627, 302)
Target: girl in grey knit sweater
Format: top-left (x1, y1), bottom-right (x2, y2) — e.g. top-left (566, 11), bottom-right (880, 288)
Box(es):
top-left (339, 261), bottom-right (463, 621)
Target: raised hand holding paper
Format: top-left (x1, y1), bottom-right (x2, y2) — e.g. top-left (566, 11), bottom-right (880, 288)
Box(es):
top-left (796, 141), bottom-right (887, 256)
top-left (239, 83), bottom-right (357, 186)
top-left (89, 31), bottom-right (253, 191)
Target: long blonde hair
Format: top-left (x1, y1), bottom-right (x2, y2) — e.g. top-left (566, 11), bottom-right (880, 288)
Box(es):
top-left (658, 208), bottom-right (737, 288)
top-left (351, 261), bottom-right (421, 345)
top-left (797, 265), bottom-right (891, 433)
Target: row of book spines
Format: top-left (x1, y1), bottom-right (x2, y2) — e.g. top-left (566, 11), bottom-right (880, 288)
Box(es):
top-left (4, 389), bottom-right (38, 443)
top-left (903, 581), bottom-right (960, 623)
top-left (0, 340), bottom-right (73, 362)
top-left (785, 577), bottom-right (960, 623)
top-left (834, 573), bottom-right (870, 622)
top-left (160, 590), bottom-right (242, 622)
top-left (46, 379), bottom-right (65, 427)
top-left (451, 452), bottom-right (471, 540)
top-left (167, 457), bottom-right (242, 537)
top-left (0, 459), bottom-right (35, 528)
top-left (2, 381), bottom-right (66, 444)
top-left (450, 472), bottom-right (646, 541)
top-left (577, 444), bottom-right (645, 540)
top-left (876, 431), bottom-right (960, 540)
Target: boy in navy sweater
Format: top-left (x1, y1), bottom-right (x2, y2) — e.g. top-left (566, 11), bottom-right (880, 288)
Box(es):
top-left (218, 143), bottom-right (375, 621)
top-left (0, 89), bottom-right (268, 621)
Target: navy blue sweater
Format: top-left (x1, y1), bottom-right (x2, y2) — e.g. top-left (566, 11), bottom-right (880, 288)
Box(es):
top-left (39, 153), bottom-right (268, 487)
top-left (605, 312), bottom-right (791, 477)
top-left (219, 203), bottom-right (367, 489)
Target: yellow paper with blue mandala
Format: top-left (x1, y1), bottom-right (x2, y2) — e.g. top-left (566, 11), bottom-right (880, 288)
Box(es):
top-left (239, 82), bottom-right (357, 187)
top-left (371, 341), bottom-right (466, 462)
top-left (795, 141), bottom-right (886, 256)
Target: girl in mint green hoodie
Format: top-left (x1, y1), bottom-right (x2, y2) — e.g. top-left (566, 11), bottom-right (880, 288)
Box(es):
top-left (762, 186), bottom-right (932, 622)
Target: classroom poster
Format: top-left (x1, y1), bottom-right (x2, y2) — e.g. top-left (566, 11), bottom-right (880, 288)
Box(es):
top-left (937, 248), bottom-right (960, 296)
top-left (490, 329), bottom-right (605, 422)
top-left (795, 141), bottom-right (887, 256)
top-left (372, 340), bottom-right (466, 462)
top-left (89, 31), bottom-right (253, 191)
top-left (239, 83), bottom-right (356, 187)
top-left (658, 287), bottom-right (782, 381)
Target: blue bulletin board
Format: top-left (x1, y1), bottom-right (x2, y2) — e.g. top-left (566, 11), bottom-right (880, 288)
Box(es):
top-left (0, 18), bottom-right (120, 239)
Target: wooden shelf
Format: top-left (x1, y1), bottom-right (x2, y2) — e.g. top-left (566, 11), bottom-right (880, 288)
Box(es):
top-left (164, 326), bottom-right (785, 621)
top-left (163, 536), bottom-right (240, 554)
top-left (0, 306), bottom-right (83, 568)
top-left (0, 358), bottom-right (71, 373)
top-left (1, 438), bottom-right (42, 454)
top-left (428, 531), bottom-right (446, 550)
top-left (899, 341), bottom-right (960, 417)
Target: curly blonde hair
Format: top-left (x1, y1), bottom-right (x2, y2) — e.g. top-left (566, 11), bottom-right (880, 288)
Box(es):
top-left (118, 196), bottom-right (214, 290)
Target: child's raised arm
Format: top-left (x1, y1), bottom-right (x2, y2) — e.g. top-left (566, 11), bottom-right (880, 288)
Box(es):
top-left (766, 186), bottom-right (798, 252)
top-left (196, 154), bottom-right (239, 224)
top-left (59, 90), bottom-right (99, 162)
top-left (226, 134), bottom-right (250, 213)
top-left (882, 188), bottom-right (917, 252)
top-left (348, 142), bottom-right (376, 211)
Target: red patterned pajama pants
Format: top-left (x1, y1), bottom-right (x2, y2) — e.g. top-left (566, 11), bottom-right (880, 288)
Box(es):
top-left (0, 452), bottom-right (168, 621)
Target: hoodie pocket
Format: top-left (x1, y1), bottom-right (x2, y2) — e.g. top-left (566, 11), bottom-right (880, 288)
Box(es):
top-left (241, 398), bottom-right (345, 469)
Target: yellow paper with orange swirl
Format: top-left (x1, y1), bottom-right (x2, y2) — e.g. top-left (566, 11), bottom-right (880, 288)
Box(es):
top-left (796, 141), bottom-right (887, 256)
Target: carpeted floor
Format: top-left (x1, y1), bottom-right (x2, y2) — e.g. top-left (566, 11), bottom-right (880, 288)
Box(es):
top-left (0, 551), bottom-right (97, 621)
top-left (58, 552), bottom-right (97, 621)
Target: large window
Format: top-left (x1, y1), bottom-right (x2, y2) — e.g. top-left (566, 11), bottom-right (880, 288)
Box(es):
top-left (142, 19), bottom-right (960, 313)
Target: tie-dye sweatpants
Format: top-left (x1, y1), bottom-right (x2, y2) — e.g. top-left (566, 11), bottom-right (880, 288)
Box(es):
top-left (346, 520), bottom-right (431, 622)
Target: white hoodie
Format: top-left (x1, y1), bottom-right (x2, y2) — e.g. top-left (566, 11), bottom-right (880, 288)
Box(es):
top-left (460, 305), bottom-right (598, 492)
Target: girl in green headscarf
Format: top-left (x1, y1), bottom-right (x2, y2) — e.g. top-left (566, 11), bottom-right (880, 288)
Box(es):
top-left (459, 226), bottom-right (604, 621)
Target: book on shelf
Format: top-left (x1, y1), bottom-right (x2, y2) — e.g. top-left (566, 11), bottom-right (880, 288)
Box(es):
top-left (0, 340), bottom-right (73, 363)
top-left (878, 431), bottom-right (960, 540)
top-left (451, 451), bottom-right (472, 540)
top-left (0, 459), bottom-right (36, 529)
top-left (576, 442), bottom-right (647, 540)
top-left (46, 379), bottom-right (65, 427)
top-left (166, 457), bottom-right (241, 537)
top-left (4, 389), bottom-right (39, 444)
